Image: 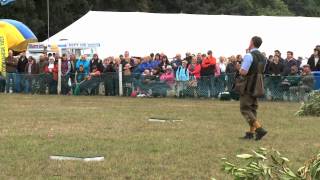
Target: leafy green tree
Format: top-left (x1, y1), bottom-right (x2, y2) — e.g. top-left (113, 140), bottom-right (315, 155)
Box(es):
top-left (285, 0), bottom-right (320, 16)
top-left (0, 0), bottom-right (45, 40)
top-left (257, 0), bottom-right (293, 16)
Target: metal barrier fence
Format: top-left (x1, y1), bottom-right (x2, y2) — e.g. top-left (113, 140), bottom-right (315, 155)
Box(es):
top-left (1, 72), bottom-right (319, 102)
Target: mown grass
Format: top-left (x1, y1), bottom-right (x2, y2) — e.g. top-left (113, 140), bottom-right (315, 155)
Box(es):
top-left (0, 94), bottom-right (319, 179)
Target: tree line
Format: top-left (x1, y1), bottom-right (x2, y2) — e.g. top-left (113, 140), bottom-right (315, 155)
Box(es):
top-left (1, 0), bottom-right (320, 41)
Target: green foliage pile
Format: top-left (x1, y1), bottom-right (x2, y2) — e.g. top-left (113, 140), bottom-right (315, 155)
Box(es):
top-left (1, 0), bottom-right (320, 41)
top-left (220, 147), bottom-right (320, 180)
top-left (296, 90), bottom-right (320, 117)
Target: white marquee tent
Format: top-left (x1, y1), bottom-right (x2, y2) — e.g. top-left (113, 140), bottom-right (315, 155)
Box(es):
top-left (46, 11), bottom-right (320, 59)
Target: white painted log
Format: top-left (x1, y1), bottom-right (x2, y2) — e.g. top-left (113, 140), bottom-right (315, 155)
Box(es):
top-left (148, 118), bottom-right (183, 122)
top-left (50, 156), bottom-right (104, 162)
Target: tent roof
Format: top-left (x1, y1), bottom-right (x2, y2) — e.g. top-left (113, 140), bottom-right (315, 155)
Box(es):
top-left (46, 11), bottom-right (320, 58)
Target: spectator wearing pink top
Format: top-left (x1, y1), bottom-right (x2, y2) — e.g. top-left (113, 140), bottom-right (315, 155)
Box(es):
top-left (160, 65), bottom-right (175, 89)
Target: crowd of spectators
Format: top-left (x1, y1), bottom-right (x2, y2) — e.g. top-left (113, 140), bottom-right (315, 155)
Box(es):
top-left (1, 46), bottom-right (319, 100)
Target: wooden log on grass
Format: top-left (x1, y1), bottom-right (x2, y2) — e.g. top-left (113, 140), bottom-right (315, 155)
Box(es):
top-left (50, 156), bottom-right (104, 162)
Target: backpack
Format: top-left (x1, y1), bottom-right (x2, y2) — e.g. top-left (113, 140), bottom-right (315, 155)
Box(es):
top-left (177, 66), bottom-right (188, 77)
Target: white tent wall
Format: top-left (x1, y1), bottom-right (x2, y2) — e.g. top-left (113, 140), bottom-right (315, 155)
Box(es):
top-left (46, 11), bottom-right (320, 59)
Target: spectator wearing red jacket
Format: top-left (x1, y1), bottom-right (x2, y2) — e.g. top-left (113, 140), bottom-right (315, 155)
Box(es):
top-left (189, 55), bottom-right (201, 80)
top-left (200, 50), bottom-right (216, 97)
top-left (201, 50), bottom-right (216, 76)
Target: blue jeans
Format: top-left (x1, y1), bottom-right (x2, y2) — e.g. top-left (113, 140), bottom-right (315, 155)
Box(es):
top-left (24, 77), bottom-right (32, 94)
top-left (5, 73), bottom-right (16, 93)
top-left (200, 76), bottom-right (214, 97)
top-left (15, 73), bottom-right (24, 93)
top-left (24, 75), bottom-right (37, 94)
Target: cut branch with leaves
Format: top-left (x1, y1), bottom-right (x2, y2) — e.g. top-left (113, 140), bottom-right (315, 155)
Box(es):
top-left (220, 147), bottom-right (320, 180)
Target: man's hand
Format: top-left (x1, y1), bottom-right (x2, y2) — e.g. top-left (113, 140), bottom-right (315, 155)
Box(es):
top-left (239, 69), bottom-right (248, 76)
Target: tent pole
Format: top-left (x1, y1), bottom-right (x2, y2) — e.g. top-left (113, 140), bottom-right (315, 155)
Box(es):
top-left (47, 0), bottom-right (50, 43)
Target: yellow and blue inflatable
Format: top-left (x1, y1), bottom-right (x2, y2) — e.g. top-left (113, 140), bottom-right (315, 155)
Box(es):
top-left (0, 19), bottom-right (37, 52)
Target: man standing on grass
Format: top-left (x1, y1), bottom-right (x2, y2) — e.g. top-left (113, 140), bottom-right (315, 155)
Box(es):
top-left (239, 36), bottom-right (267, 140)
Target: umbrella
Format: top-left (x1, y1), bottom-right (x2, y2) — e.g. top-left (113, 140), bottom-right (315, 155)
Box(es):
top-left (0, 19), bottom-right (37, 51)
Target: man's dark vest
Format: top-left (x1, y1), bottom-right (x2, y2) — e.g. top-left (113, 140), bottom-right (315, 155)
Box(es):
top-left (245, 50), bottom-right (266, 94)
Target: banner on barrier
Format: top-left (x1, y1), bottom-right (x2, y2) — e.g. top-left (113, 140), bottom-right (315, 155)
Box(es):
top-left (0, 29), bottom-right (8, 76)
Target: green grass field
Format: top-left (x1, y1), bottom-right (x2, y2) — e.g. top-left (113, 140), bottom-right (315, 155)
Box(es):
top-left (0, 94), bottom-right (319, 179)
